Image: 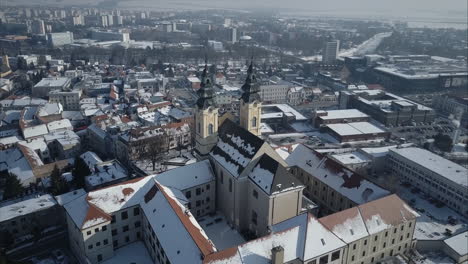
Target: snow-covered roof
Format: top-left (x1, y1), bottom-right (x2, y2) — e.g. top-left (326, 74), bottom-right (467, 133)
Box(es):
top-left (23, 124), bottom-right (48, 139)
top-left (389, 147), bottom-right (468, 187)
top-left (46, 119), bottom-right (73, 132)
top-left (154, 160), bottom-right (214, 190)
top-left (0, 194), bottom-right (57, 222)
top-left (44, 130), bottom-right (80, 147)
top-left (319, 207), bottom-right (369, 243)
top-left (140, 181), bottom-right (216, 263)
top-left (208, 194), bottom-right (417, 263)
top-left (357, 194), bottom-right (419, 235)
top-left (55, 189), bottom-right (86, 206)
top-left (18, 137), bottom-right (48, 153)
top-left (331, 152), bottom-right (371, 165)
top-left (248, 154), bottom-right (303, 195)
top-left (37, 102), bottom-right (63, 117)
top-left (205, 216), bottom-right (305, 264)
top-left (34, 77), bottom-right (70, 88)
top-left (85, 160), bottom-right (128, 187)
top-left (318, 109), bottom-right (368, 120)
top-left (0, 146), bottom-right (40, 186)
top-left (211, 119), bottom-right (264, 177)
top-left (80, 151), bottom-right (103, 168)
top-left (86, 177), bottom-right (153, 214)
top-left (272, 213), bottom-right (346, 261)
top-left (326, 122), bottom-right (386, 136)
top-left (0, 135), bottom-right (21, 146)
top-left (286, 144), bottom-right (390, 204)
top-left (359, 144), bottom-right (413, 158)
top-left (262, 104), bottom-right (307, 121)
top-left (444, 231), bottom-right (468, 256)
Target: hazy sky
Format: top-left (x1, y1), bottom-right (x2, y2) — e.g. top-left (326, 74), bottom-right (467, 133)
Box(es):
top-left (8, 0), bottom-right (468, 21)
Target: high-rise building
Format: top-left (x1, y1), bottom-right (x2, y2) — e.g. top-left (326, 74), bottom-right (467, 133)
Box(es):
top-left (72, 15), bottom-right (85, 26)
top-left (114, 15), bottom-right (123, 25)
top-left (31, 20), bottom-right (46, 35)
top-left (322, 40), bottom-right (340, 64)
top-left (228, 27), bottom-right (237, 43)
top-left (106, 15), bottom-right (114, 26)
top-left (100, 15), bottom-right (109, 27)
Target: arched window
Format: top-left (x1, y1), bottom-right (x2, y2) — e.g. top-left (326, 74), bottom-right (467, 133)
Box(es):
top-left (208, 123), bottom-right (214, 135)
top-left (251, 117), bottom-right (257, 128)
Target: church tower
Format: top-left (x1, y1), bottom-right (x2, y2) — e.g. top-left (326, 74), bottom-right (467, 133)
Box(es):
top-left (239, 61), bottom-right (262, 136)
top-left (194, 63), bottom-right (219, 158)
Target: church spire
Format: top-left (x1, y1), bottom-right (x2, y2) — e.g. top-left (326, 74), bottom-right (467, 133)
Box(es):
top-left (239, 57), bottom-right (262, 136)
top-left (196, 59), bottom-right (217, 109)
top-left (241, 58), bottom-right (261, 103)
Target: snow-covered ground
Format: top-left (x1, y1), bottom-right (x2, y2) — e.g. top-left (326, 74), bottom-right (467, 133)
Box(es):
top-left (413, 251), bottom-right (455, 264)
top-left (397, 186), bottom-right (468, 241)
top-left (339, 32), bottom-right (393, 58)
top-left (101, 241), bottom-right (153, 264)
top-left (197, 212), bottom-right (246, 250)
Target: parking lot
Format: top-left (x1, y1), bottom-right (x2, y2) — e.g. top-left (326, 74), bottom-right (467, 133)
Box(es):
top-left (389, 118), bottom-right (465, 143)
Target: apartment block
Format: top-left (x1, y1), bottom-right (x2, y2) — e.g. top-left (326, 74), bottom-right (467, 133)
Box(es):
top-left (388, 147), bottom-right (468, 217)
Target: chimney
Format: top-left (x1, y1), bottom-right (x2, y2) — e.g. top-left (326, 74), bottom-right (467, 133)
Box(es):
top-left (271, 246), bottom-right (284, 264)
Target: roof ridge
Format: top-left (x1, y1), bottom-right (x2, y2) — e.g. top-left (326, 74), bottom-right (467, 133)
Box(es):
top-left (155, 180), bottom-right (216, 258)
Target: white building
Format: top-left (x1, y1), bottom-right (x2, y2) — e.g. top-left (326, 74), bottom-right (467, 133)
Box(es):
top-left (33, 77), bottom-right (71, 98)
top-left (388, 147), bottom-right (468, 217)
top-left (47, 31), bottom-right (74, 47)
top-left (49, 90), bottom-right (82, 110)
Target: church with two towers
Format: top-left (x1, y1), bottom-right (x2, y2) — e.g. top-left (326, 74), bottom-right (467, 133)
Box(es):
top-left (193, 61), bottom-right (305, 236)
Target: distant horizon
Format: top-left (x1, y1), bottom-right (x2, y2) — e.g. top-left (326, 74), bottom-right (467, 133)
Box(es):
top-left (3, 0), bottom-right (468, 29)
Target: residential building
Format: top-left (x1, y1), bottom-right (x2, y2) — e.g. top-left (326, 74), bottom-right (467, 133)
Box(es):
top-left (323, 40), bottom-right (340, 64)
top-left (432, 94), bottom-right (468, 126)
top-left (31, 19), bottom-right (45, 35)
top-left (33, 77), bottom-right (71, 98)
top-left (339, 89), bottom-right (435, 126)
top-left (49, 90), bottom-right (82, 110)
top-left (205, 194), bottom-right (418, 264)
top-left (0, 194), bottom-right (62, 241)
top-left (286, 144), bottom-right (390, 215)
top-left (388, 147), bottom-right (468, 217)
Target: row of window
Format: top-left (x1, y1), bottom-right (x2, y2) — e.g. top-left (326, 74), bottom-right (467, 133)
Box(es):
top-left (87, 239), bottom-right (108, 250)
top-left (86, 225), bottom-right (107, 236)
top-left (185, 184), bottom-right (210, 199)
top-left (110, 207), bottom-right (140, 224)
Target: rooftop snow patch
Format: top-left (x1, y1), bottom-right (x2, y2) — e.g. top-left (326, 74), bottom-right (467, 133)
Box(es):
top-left (154, 160), bottom-right (215, 190)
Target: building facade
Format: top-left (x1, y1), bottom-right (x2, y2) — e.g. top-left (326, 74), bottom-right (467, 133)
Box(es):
top-left (388, 147), bottom-right (468, 217)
